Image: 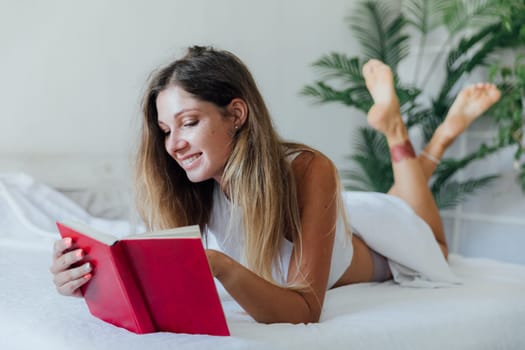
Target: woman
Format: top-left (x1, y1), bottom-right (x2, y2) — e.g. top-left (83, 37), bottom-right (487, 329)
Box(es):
top-left (50, 46), bottom-right (501, 324)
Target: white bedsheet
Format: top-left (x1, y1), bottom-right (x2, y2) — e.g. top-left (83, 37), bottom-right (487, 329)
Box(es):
top-left (1, 173), bottom-right (525, 350)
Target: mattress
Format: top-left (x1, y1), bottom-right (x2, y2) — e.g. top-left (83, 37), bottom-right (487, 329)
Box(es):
top-left (1, 173), bottom-right (524, 350)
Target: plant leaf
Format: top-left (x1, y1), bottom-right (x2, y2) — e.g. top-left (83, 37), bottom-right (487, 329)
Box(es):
top-left (442, 0), bottom-right (504, 35)
top-left (311, 53), bottom-right (364, 84)
top-left (346, 0), bottom-right (410, 70)
top-left (433, 175), bottom-right (499, 209)
top-left (403, 0), bottom-right (448, 34)
top-left (300, 82), bottom-right (373, 112)
top-left (344, 127), bottom-right (394, 192)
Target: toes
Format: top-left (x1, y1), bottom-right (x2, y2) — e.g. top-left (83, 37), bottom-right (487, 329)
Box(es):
top-left (467, 83), bottom-right (500, 101)
top-left (362, 61), bottom-right (375, 77)
top-left (488, 86), bottom-right (501, 101)
top-left (471, 85), bottom-right (484, 98)
top-left (362, 59), bottom-right (387, 77)
top-left (462, 85), bottom-right (475, 96)
top-left (475, 83), bottom-right (501, 101)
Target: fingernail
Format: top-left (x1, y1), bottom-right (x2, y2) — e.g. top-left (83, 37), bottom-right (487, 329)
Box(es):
top-left (75, 249), bottom-right (83, 259)
top-left (84, 262), bottom-right (91, 272)
top-left (64, 237), bottom-right (72, 247)
top-left (83, 273), bottom-right (92, 280)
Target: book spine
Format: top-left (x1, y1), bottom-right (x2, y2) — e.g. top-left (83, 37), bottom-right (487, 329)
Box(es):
top-left (110, 242), bottom-right (156, 333)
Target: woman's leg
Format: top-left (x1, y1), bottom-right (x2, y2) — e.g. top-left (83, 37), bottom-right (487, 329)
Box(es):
top-left (362, 59), bottom-right (449, 255)
top-left (334, 61), bottom-right (501, 286)
top-left (390, 82), bottom-right (501, 190)
top-left (335, 60), bottom-right (444, 286)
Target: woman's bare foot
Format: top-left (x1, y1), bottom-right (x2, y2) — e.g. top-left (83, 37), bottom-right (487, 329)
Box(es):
top-left (362, 59), bottom-right (407, 145)
top-left (436, 83), bottom-right (501, 147)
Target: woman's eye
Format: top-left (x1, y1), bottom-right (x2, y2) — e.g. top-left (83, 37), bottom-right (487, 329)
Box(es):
top-left (183, 120), bottom-right (198, 127)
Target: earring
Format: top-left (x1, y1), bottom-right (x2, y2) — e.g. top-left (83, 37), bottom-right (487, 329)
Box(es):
top-left (234, 125), bottom-right (239, 129)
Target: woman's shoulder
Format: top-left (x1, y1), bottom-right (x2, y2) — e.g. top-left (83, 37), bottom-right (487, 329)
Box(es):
top-left (283, 142), bottom-right (334, 165)
top-left (286, 145), bottom-right (337, 187)
top-left (286, 145), bottom-right (339, 215)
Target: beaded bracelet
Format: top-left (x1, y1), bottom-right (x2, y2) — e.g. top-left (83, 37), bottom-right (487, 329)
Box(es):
top-left (420, 151), bottom-right (440, 165)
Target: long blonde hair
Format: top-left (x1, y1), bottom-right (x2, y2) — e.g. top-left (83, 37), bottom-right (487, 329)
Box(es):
top-left (136, 46), bottom-right (341, 284)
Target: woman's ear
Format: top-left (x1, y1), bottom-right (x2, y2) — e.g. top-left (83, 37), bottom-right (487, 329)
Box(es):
top-left (227, 98), bottom-right (248, 128)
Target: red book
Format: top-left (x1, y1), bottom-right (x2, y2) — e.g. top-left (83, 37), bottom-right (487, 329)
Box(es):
top-left (56, 221), bottom-right (230, 336)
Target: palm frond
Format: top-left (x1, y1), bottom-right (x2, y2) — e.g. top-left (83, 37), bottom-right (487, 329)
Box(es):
top-left (404, 0), bottom-right (450, 86)
top-left (300, 82), bottom-right (373, 113)
top-left (446, 24), bottom-right (495, 75)
top-left (435, 20), bottom-right (518, 112)
top-left (300, 82), bottom-right (351, 105)
top-left (396, 84), bottom-right (422, 114)
top-left (519, 164), bottom-right (525, 192)
top-left (345, 127), bottom-right (393, 193)
top-left (311, 53), bottom-right (364, 84)
top-left (432, 143), bottom-right (500, 189)
top-left (433, 175), bottom-right (499, 209)
top-left (420, 105), bottom-right (448, 142)
top-left (348, 87), bottom-right (375, 112)
top-left (354, 127), bottom-right (391, 163)
top-left (384, 17), bottom-right (411, 70)
top-left (405, 106), bottom-right (432, 129)
top-left (348, 155), bottom-right (393, 193)
top-left (346, 0), bottom-right (410, 70)
top-left (419, 0), bottom-right (505, 91)
top-left (340, 169), bottom-right (377, 191)
top-left (403, 0), bottom-right (448, 34)
top-left (442, 0), bottom-right (503, 35)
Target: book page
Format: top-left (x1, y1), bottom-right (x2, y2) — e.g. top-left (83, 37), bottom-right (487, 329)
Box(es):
top-left (59, 220), bottom-right (118, 245)
top-left (124, 225), bottom-right (201, 240)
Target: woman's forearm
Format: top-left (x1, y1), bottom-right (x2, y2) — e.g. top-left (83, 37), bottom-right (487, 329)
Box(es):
top-left (206, 249), bottom-right (321, 324)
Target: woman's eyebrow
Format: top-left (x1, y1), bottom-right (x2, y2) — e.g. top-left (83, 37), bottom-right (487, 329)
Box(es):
top-left (158, 109), bottom-right (196, 125)
top-left (173, 108), bottom-right (199, 119)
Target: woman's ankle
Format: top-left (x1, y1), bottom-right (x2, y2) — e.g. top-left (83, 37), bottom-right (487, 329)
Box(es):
top-left (385, 120), bottom-right (409, 147)
top-left (431, 125), bottom-right (455, 150)
top-left (390, 139), bottom-right (416, 163)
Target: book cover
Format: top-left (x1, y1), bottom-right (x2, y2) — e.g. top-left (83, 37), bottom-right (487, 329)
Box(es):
top-left (56, 221), bottom-right (230, 336)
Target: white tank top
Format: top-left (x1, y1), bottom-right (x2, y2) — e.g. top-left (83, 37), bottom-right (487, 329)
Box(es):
top-left (205, 153), bottom-right (353, 289)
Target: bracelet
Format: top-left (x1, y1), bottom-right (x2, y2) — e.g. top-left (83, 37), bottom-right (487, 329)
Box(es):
top-left (390, 140), bottom-right (416, 163)
top-left (420, 151), bottom-right (440, 165)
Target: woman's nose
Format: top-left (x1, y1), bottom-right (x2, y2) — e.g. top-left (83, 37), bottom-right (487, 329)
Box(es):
top-left (165, 134), bottom-right (188, 154)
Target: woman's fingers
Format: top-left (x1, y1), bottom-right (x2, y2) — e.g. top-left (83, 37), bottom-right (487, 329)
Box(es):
top-left (53, 237), bottom-right (72, 259)
top-left (49, 248), bottom-right (84, 274)
top-left (53, 262), bottom-right (92, 296)
top-left (50, 238), bottom-right (92, 297)
top-left (55, 271), bottom-right (92, 297)
top-left (53, 261), bottom-right (92, 286)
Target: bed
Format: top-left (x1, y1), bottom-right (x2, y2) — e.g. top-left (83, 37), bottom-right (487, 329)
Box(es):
top-left (1, 172), bottom-right (525, 350)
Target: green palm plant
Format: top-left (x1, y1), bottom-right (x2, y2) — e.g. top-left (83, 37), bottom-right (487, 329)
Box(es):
top-left (302, 0), bottom-right (525, 209)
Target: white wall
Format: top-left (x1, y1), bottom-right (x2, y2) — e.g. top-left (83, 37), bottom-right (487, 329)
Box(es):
top-left (0, 0), bottom-right (363, 171)
top-left (1, 0), bottom-right (523, 263)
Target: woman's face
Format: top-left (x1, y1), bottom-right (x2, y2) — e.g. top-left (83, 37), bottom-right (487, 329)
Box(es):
top-left (156, 85), bottom-right (236, 184)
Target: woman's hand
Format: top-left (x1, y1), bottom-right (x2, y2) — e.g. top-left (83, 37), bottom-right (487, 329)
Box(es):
top-left (49, 238), bottom-right (92, 297)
